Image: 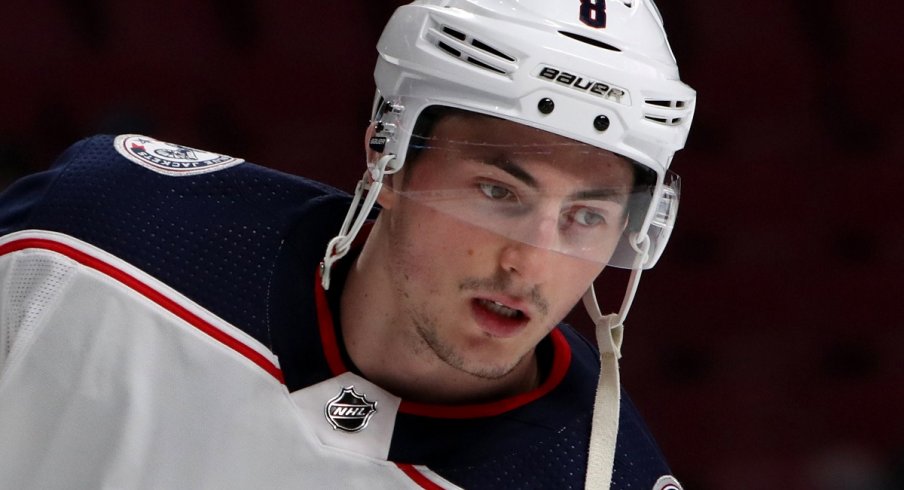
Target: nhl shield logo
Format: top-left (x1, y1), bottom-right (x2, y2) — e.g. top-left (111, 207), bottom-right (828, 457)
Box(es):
top-left (325, 386), bottom-right (377, 433)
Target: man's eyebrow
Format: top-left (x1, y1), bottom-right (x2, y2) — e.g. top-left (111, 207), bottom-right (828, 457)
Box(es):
top-left (483, 156), bottom-right (538, 188)
top-left (572, 188), bottom-right (630, 204)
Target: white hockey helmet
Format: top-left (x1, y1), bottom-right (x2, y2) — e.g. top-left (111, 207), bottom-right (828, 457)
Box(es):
top-left (324, 0), bottom-right (695, 281)
top-left (368, 0), bottom-right (695, 269)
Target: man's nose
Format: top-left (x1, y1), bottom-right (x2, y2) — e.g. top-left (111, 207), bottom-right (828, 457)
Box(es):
top-left (497, 212), bottom-right (560, 284)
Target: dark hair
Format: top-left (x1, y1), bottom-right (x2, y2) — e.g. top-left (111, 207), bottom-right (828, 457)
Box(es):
top-left (404, 105), bottom-right (470, 168)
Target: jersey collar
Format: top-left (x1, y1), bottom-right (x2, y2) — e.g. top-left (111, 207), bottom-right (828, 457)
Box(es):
top-left (313, 266), bottom-right (573, 419)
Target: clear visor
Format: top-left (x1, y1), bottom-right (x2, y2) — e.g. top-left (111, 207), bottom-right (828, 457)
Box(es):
top-left (380, 107), bottom-right (680, 269)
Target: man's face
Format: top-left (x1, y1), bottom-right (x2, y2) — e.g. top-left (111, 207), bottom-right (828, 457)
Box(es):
top-left (377, 112), bottom-right (635, 380)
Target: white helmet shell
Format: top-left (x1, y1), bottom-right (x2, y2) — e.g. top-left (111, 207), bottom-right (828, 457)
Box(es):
top-left (372, 0), bottom-right (695, 268)
top-left (374, 0), bottom-right (694, 173)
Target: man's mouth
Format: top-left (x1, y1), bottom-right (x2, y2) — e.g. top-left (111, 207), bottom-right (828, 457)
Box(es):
top-left (475, 298), bottom-right (526, 320)
top-left (470, 297), bottom-right (532, 338)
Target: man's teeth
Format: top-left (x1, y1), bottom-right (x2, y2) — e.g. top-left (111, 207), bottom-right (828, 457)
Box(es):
top-left (479, 299), bottom-right (522, 318)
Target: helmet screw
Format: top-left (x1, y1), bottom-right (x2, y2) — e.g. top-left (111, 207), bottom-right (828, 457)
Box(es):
top-left (593, 115), bottom-right (610, 132)
top-left (538, 98), bottom-right (555, 115)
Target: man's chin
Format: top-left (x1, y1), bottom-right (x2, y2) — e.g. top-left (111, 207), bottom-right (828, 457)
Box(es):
top-left (416, 323), bottom-right (529, 380)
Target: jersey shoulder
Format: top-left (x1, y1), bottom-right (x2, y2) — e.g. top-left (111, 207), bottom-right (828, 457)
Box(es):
top-left (0, 134), bottom-right (352, 349)
top-left (0, 133), bottom-right (347, 232)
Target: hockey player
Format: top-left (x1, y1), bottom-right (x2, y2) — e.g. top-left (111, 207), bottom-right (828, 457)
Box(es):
top-left (0, 1), bottom-right (694, 489)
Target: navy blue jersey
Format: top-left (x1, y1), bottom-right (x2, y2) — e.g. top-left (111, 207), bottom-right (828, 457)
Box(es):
top-left (0, 135), bottom-right (678, 489)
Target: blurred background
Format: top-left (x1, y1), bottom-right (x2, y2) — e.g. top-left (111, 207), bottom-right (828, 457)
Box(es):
top-left (1, 1), bottom-right (902, 488)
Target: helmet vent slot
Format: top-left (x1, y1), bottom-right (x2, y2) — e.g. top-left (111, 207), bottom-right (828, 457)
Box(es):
top-left (471, 38), bottom-right (516, 62)
top-left (430, 24), bottom-right (517, 76)
top-left (438, 41), bottom-right (462, 58)
top-left (439, 26), bottom-right (515, 62)
top-left (646, 99), bottom-right (687, 109)
top-left (442, 26), bottom-right (467, 41)
top-left (559, 31), bottom-right (622, 52)
top-left (465, 56), bottom-right (507, 75)
top-left (644, 115), bottom-right (684, 126)
top-left (644, 98), bottom-right (691, 125)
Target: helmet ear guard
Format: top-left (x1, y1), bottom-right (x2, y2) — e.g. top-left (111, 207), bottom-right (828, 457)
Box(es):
top-left (367, 97), bottom-right (404, 157)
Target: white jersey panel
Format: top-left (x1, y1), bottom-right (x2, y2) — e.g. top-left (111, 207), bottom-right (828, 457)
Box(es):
top-left (0, 231), bottom-right (439, 489)
top-left (0, 247), bottom-right (77, 374)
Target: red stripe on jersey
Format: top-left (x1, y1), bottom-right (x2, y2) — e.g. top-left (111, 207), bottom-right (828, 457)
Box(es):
top-left (315, 265), bottom-right (348, 376)
top-left (398, 329), bottom-right (571, 419)
top-left (396, 463), bottom-right (446, 490)
top-left (0, 238), bottom-right (285, 383)
top-left (313, 263), bottom-right (573, 419)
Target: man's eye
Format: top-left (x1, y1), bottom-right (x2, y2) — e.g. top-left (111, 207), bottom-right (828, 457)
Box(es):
top-left (478, 183), bottom-right (515, 201)
top-left (571, 208), bottom-right (606, 227)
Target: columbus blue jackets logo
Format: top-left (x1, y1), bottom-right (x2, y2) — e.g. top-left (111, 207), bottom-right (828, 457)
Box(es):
top-left (114, 134), bottom-right (244, 176)
top-left (325, 386), bottom-right (377, 433)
